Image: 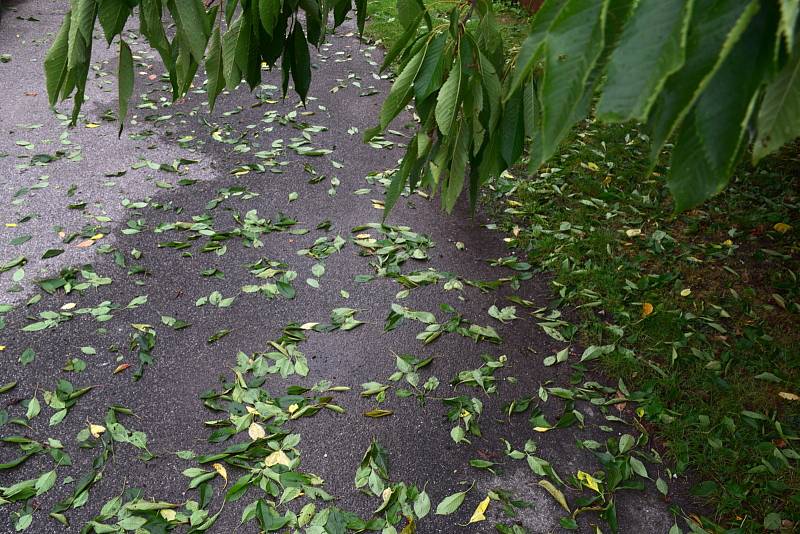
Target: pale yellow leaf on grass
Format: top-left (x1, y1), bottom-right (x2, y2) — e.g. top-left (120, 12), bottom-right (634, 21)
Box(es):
top-left (774, 222), bottom-right (791, 234)
top-left (538, 480), bottom-right (570, 513)
top-left (467, 496), bottom-right (491, 524)
top-left (779, 391), bottom-right (799, 401)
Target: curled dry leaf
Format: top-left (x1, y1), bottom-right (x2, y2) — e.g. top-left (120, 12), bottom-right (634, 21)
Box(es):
top-left (89, 424), bottom-right (106, 438)
top-left (113, 363), bottom-right (131, 374)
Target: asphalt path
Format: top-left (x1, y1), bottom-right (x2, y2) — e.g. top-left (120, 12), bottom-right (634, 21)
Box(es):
top-left (0, 2), bottom-right (685, 532)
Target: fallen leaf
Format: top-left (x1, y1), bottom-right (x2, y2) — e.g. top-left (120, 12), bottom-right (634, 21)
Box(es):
top-left (364, 409), bottom-right (393, 418)
top-left (577, 470), bottom-right (601, 492)
top-left (467, 496), bottom-right (490, 524)
top-left (90, 424), bottom-right (106, 438)
top-left (113, 363), bottom-right (131, 374)
top-left (160, 509), bottom-right (177, 521)
top-left (212, 463), bottom-right (228, 483)
top-left (248, 422), bottom-right (266, 440)
top-left (265, 450), bottom-right (291, 467)
top-left (642, 302), bottom-right (654, 317)
top-left (774, 222), bottom-right (792, 233)
top-left (625, 228), bottom-right (641, 237)
top-left (779, 392), bottom-right (799, 401)
top-left (538, 480), bottom-right (569, 513)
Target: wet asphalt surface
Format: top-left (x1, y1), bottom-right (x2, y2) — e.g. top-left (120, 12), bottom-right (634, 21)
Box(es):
top-left (0, 2), bottom-right (685, 532)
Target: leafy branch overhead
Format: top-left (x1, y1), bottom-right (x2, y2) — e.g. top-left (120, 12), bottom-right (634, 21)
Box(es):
top-left (46, 0), bottom-right (800, 212)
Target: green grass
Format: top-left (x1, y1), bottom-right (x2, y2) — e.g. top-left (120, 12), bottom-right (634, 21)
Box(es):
top-left (486, 121), bottom-right (800, 532)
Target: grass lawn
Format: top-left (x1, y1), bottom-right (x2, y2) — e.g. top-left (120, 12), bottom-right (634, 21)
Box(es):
top-left (365, 2), bottom-right (800, 531)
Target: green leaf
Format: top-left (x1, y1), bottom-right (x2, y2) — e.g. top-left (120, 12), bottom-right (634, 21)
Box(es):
top-left (597, 0), bottom-right (694, 122)
top-left (378, 44), bottom-right (427, 131)
top-left (538, 0), bottom-right (608, 161)
top-left (780, 0), bottom-right (800, 49)
top-left (753, 38), bottom-right (800, 162)
top-left (206, 26), bottom-right (225, 111)
top-left (259, 0), bottom-right (281, 36)
top-left (35, 469), bottom-right (57, 496)
top-left (98, 0), bottom-right (133, 44)
top-left (44, 14), bottom-right (71, 106)
top-left (668, 3), bottom-right (779, 211)
top-left (507, 0), bottom-right (567, 98)
top-left (117, 39), bottom-right (133, 135)
top-left (415, 32), bottom-right (447, 100)
top-left (647, 0), bottom-right (759, 160)
top-left (397, 0), bottom-right (424, 30)
top-left (435, 53), bottom-right (462, 136)
top-left (444, 121), bottom-right (469, 213)
top-left (414, 490), bottom-right (431, 519)
top-left (172, 0), bottom-right (210, 63)
top-left (290, 24), bottom-right (312, 103)
top-left (222, 16), bottom-right (246, 90)
top-left (435, 486), bottom-right (471, 515)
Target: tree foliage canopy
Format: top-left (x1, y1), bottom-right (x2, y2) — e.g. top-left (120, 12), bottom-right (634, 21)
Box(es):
top-left (46, 0), bottom-right (800, 213)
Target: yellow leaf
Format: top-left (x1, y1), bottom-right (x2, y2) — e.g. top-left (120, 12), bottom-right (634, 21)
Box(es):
top-left (641, 302), bottom-right (654, 317)
top-left (381, 487), bottom-right (393, 503)
top-left (287, 403), bottom-right (299, 414)
top-left (538, 480), bottom-right (570, 513)
top-left (467, 496), bottom-right (491, 524)
top-left (248, 422), bottom-right (266, 440)
top-left (160, 509), bottom-right (177, 521)
top-left (0, 346), bottom-right (5, 351)
top-left (779, 392), bottom-right (799, 401)
top-left (299, 322), bottom-right (319, 330)
top-left (265, 450), bottom-right (291, 467)
top-left (577, 471), bottom-right (601, 493)
top-left (5, 223), bottom-right (17, 227)
top-left (625, 228), bottom-right (641, 238)
top-left (774, 222), bottom-right (792, 234)
top-left (113, 363), bottom-right (131, 374)
top-left (61, 303), bottom-right (76, 310)
top-left (533, 426), bottom-right (551, 432)
top-left (212, 463), bottom-right (228, 483)
top-left (586, 162), bottom-right (599, 171)
top-left (680, 288), bottom-right (692, 297)
top-left (90, 233), bottom-right (104, 240)
top-left (89, 424), bottom-right (106, 438)
top-left (85, 123), bottom-right (100, 128)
